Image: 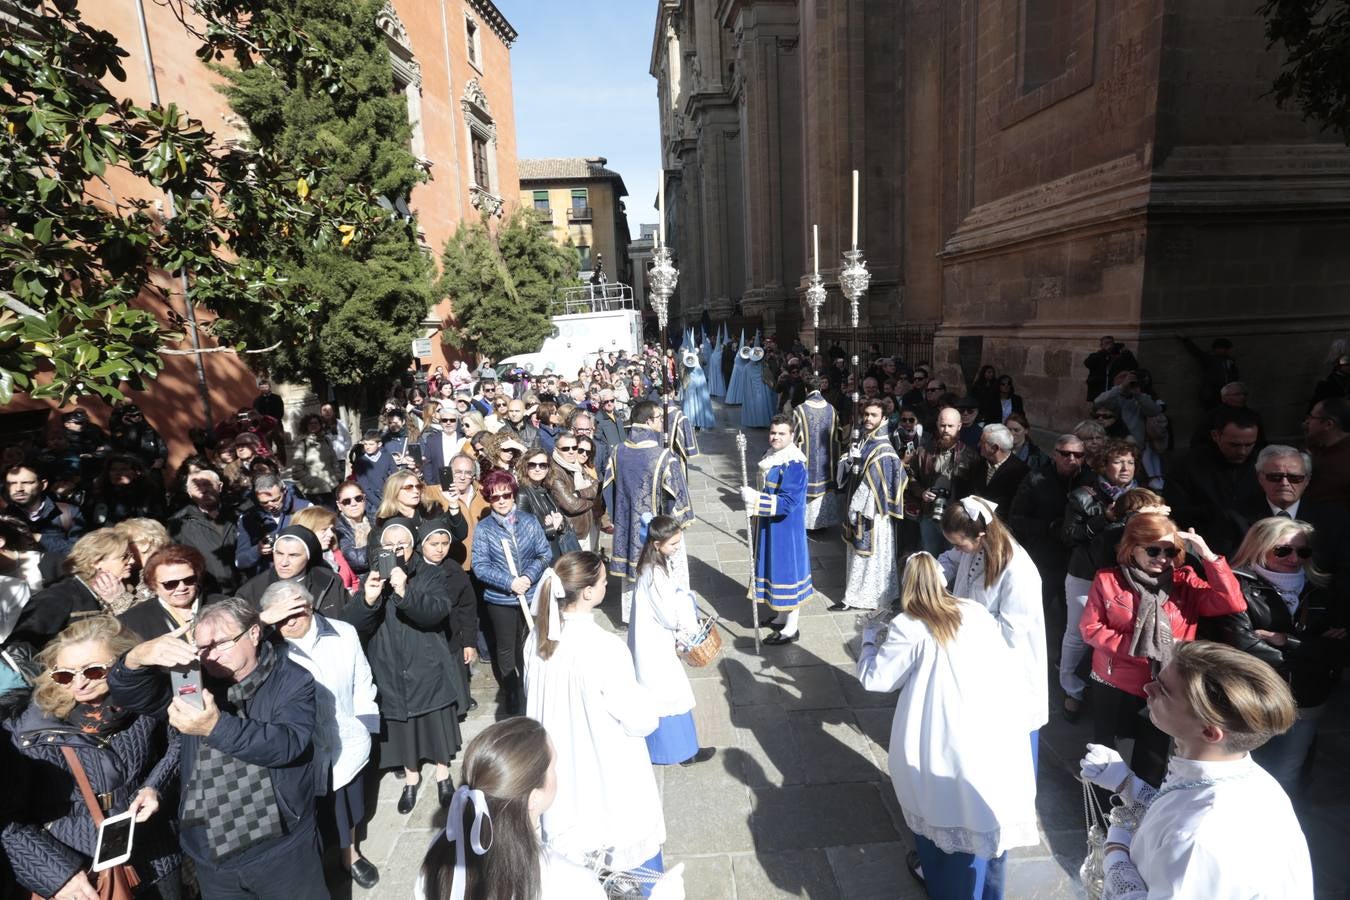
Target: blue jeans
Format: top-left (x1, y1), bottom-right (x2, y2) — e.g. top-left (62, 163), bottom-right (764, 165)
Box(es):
top-left (912, 834), bottom-right (1007, 900)
top-left (919, 517), bottom-right (950, 556)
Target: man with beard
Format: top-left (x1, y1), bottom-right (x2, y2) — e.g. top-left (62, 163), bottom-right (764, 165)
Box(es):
top-left (908, 407), bottom-right (975, 556)
top-left (3, 463), bottom-right (84, 556)
top-left (839, 399), bottom-right (907, 612)
top-left (170, 468), bottom-right (241, 594)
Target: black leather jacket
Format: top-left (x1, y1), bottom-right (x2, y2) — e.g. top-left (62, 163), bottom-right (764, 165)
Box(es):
top-left (1199, 569), bottom-right (1347, 708)
top-left (1061, 483), bottom-right (1116, 580)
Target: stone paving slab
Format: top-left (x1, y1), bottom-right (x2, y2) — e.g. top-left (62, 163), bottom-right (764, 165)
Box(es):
top-left (340, 402), bottom-right (1350, 898)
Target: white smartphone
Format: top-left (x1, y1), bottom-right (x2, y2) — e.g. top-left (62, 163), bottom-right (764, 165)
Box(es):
top-left (92, 808), bottom-right (135, 872)
top-left (169, 661), bottom-right (203, 710)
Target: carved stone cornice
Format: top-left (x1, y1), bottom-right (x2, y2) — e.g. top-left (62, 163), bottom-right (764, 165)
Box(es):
top-left (376, 3), bottom-right (422, 89)
top-left (467, 0), bottom-right (518, 47)
top-left (470, 185), bottom-right (504, 218)
top-left (461, 78), bottom-right (491, 118)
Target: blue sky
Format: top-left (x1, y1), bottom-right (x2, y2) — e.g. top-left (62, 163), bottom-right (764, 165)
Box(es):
top-left (496, 0), bottom-right (661, 242)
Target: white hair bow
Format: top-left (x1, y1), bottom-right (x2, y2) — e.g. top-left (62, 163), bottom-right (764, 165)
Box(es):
top-left (443, 785), bottom-right (492, 900)
top-left (959, 496), bottom-right (998, 525)
top-left (532, 567), bottom-right (566, 638)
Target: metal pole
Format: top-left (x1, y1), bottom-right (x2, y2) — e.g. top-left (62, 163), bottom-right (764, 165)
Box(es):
top-left (134, 0), bottom-right (214, 430)
top-left (735, 432), bottom-right (761, 654)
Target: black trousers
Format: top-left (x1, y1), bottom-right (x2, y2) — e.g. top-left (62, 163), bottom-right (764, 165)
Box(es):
top-left (1090, 679), bottom-right (1171, 788)
top-left (194, 828), bottom-right (328, 900)
top-left (482, 601), bottom-right (526, 702)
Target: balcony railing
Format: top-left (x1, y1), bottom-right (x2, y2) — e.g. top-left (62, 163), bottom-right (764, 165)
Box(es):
top-left (567, 206), bottom-right (593, 222)
top-left (557, 282), bottom-right (636, 314)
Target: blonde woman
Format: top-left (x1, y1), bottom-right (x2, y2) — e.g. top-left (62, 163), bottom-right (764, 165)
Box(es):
top-left (857, 553), bottom-right (1038, 897)
top-left (293, 505), bottom-right (359, 592)
top-left (2, 617), bottom-right (180, 900)
top-left (1201, 516), bottom-right (1345, 792)
top-left (116, 517), bottom-right (170, 604)
top-left (374, 470), bottom-right (468, 550)
top-left (7, 528), bottom-right (137, 652)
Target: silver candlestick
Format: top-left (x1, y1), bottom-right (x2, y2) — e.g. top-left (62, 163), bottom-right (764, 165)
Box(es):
top-left (804, 272), bottom-right (827, 354)
top-left (839, 247), bottom-right (870, 467)
top-left (648, 243), bottom-right (679, 440)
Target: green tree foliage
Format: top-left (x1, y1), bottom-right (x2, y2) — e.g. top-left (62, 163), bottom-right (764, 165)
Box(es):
top-left (207, 0), bottom-right (433, 393)
top-left (1263, 0), bottom-right (1350, 144)
top-left (0, 0), bottom-right (384, 405)
top-left (437, 208), bottom-right (580, 361)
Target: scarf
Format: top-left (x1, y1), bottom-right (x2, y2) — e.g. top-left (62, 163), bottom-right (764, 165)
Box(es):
top-left (181, 641), bottom-right (285, 860)
top-left (551, 448), bottom-right (592, 491)
top-left (1252, 564), bottom-right (1305, 616)
top-left (66, 699), bottom-right (132, 737)
top-left (1097, 477), bottom-right (1135, 503)
top-left (1119, 564), bottom-right (1176, 666)
top-left (490, 509), bottom-right (517, 529)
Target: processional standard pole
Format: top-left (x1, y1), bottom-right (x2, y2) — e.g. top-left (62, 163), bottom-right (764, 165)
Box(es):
top-left (648, 243), bottom-right (679, 441)
top-left (735, 431), bottom-right (761, 655)
top-left (840, 171), bottom-right (872, 469)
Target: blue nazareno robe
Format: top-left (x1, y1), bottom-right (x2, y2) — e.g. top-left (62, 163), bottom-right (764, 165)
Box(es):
top-left (602, 425), bottom-right (694, 583)
top-left (751, 446), bottom-right (814, 609)
top-left (842, 425), bottom-right (907, 555)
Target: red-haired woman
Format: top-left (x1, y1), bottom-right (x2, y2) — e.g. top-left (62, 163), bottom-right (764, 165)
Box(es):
top-left (1079, 513), bottom-right (1244, 785)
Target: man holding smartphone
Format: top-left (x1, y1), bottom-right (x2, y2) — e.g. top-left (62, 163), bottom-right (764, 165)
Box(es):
top-left (109, 598), bottom-right (327, 900)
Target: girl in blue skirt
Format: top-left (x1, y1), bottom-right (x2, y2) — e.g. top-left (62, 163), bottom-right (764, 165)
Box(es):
top-left (628, 516), bottom-right (716, 766)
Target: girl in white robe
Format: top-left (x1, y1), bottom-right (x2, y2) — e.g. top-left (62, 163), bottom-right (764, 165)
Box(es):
top-left (417, 717), bottom-right (685, 900)
top-left (857, 552), bottom-right (1039, 900)
top-left (938, 496), bottom-right (1049, 768)
top-left (629, 515), bottom-right (715, 766)
top-left (523, 550), bottom-right (669, 881)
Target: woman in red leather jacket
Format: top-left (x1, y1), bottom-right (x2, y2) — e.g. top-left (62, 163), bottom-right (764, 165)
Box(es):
top-left (1079, 512), bottom-right (1244, 786)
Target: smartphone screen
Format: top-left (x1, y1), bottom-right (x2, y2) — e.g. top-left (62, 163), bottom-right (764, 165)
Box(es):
top-left (170, 663), bottom-right (203, 710)
top-left (408, 445), bottom-right (423, 466)
top-left (93, 811), bottom-right (135, 871)
top-left (439, 466), bottom-right (454, 491)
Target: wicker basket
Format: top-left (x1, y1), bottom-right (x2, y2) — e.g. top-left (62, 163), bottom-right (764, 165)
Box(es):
top-left (677, 615), bottom-right (723, 667)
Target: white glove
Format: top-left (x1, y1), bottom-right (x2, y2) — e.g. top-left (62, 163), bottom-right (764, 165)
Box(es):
top-left (649, 862), bottom-right (686, 900)
top-left (740, 486), bottom-right (760, 506)
top-left (849, 445), bottom-right (861, 460)
top-left (1079, 743), bottom-right (1131, 793)
top-left (1106, 824), bottom-right (1134, 849)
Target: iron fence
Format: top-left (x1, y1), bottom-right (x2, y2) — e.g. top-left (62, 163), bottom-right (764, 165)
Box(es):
top-left (816, 323), bottom-right (936, 366)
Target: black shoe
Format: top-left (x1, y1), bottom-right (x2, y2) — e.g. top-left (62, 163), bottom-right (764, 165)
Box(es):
top-left (827, 601), bottom-right (849, 612)
top-left (680, 747), bottom-right (717, 767)
top-left (397, 782), bottom-right (419, 814)
top-left (906, 850), bottom-right (924, 885)
top-left (437, 777), bottom-right (455, 807)
top-left (393, 769), bottom-right (405, 780)
top-left (763, 630), bottom-right (800, 646)
top-left (467, 697), bottom-right (479, 712)
top-left (1062, 696), bottom-right (1082, 724)
top-left (349, 857), bottom-right (380, 889)
top-left (756, 612), bottom-right (779, 628)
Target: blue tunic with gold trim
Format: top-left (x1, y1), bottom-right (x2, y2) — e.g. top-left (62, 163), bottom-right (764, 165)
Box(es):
top-left (602, 425), bottom-right (694, 583)
top-left (749, 445), bottom-right (813, 609)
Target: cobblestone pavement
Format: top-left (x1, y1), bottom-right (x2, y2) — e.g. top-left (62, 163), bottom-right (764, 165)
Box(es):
top-left (333, 402), bottom-right (1350, 899)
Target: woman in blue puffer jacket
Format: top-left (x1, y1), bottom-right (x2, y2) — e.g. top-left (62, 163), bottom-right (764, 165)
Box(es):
top-left (471, 470), bottom-right (551, 716)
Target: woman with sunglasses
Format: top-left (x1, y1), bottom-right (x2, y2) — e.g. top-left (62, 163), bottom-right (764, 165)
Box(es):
top-left (7, 528), bottom-right (139, 655)
top-left (1060, 439), bottom-right (1139, 720)
top-left (515, 447), bottom-right (575, 561)
top-left (118, 544), bottom-right (206, 641)
top-left (3, 616), bottom-right (181, 900)
top-left (334, 480), bottom-right (374, 580)
top-left (1201, 517), bottom-right (1345, 792)
top-left (547, 430), bottom-right (600, 553)
top-left (472, 471), bottom-right (550, 716)
top-left (1079, 512), bottom-right (1244, 787)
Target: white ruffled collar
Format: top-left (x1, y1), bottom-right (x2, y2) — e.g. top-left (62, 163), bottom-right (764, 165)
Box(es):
top-left (759, 443), bottom-right (807, 471)
top-left (1165, 753), bottom-right (1256, 784)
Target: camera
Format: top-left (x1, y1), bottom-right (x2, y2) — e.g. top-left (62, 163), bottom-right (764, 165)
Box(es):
top-left (930, 487), bottom-right (950, 522)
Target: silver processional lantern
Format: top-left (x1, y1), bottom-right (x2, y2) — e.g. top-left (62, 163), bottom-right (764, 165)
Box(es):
top-left (839, 248), bottom-right (871, 328)
top-left (648, 244), bottom-right (678, 331)
top-left (804, 272), bottom-right (827, 353)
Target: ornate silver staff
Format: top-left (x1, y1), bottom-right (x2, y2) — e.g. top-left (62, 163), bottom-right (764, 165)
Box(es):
top-left (840, 248), bottom-right (871, 475)
top-left (735, 431), bottom-right (761, 654)
top-left (648, 243), bottom-right (678, 442)
top-left (804, 272), bottom-right (827, 355)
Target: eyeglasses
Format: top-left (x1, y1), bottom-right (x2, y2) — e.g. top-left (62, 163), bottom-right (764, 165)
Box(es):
top-left (1272, 544), bottom-right (1313, 559)
top-left (899, 417), bottom-right (918, 424)
top-left (557, 444), bottom-right (578, 452)
top-left (339, 495), bottom-right (366, 505)
top-left (50, 663), bottom-right (114, 685)
top-left (1056, 450), bottom-right (1085, 459)
top-left (1141, 545), bottom-right (1183, 559)
top-left (577, 447), bottom-right (592, 457)
top-left (400, 484), bottom-right (423, 492)
top-left (197, 627), bottom-right (251, 656)
top-left (444, 419), bottom-right (459, 425)
top-left (159, 575), bottom-right (198, 591)
top-left (381, 542), bottom-right (411, 553)
top-left (1262, 472), bottom-right (1307, 484)
top-left (489, 492), bottom-right (515, 502)
top-left (527, 461), bottom-right (549, 470)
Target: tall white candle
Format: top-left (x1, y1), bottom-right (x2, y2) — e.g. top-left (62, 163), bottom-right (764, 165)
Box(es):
top-left (851, 169), bottom-right (859, 249)
top-left (813, 224), bottom-right (819, 275)
top-left (657, 171), bottom-right (666, 248)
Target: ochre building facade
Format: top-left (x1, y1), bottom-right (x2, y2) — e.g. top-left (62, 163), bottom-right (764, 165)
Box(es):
top-left (3, 0), bottom-right (519, 465)
top-left (651, 0), bottom-right (1350, 437)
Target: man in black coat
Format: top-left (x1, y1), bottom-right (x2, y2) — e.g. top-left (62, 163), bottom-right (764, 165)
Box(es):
top-left (109, 597), bottom-right (328, 900)
top-left (956, 423), bottom-right (1029, 514)
top-left (169, 469), bottom-right (240, 594)
top-left (1233, 444), bottom-right (1350, 582)
top-left (1009, 434), bottom-right (1086, 662)
top-left (1165, 406), bottom-right (1263, 556)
